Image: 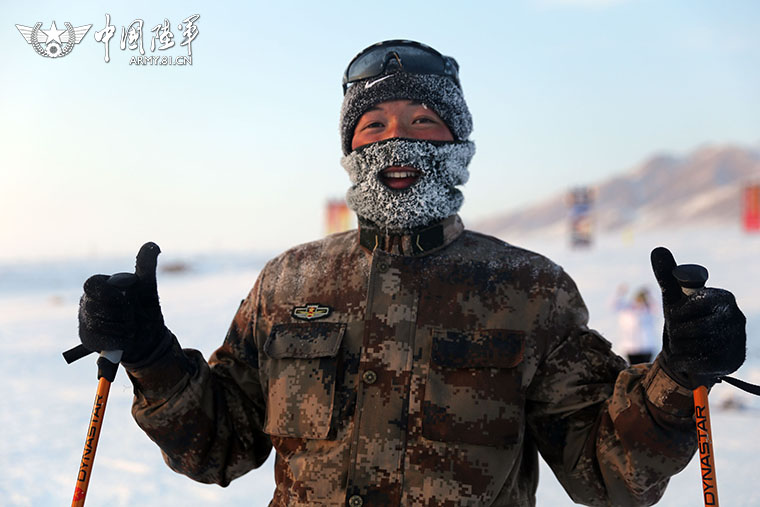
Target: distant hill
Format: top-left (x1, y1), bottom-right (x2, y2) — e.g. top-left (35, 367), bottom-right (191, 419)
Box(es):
top-left (475, 144), bottom-right (760, 238)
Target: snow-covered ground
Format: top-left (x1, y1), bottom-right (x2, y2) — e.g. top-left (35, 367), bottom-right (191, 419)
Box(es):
top-left (1, 225), bottom-right (759, 506)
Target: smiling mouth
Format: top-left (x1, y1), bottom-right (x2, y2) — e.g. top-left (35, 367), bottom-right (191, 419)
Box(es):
top-left (379, 166), bottom-right (421, 190)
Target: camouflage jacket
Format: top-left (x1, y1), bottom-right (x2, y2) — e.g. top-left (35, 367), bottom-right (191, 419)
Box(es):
top-left (128, 215), bottom-right (697, 507)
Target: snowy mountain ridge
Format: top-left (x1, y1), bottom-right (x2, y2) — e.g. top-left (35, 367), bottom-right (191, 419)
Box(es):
top-left (475, 144), bottom-right (760, 238)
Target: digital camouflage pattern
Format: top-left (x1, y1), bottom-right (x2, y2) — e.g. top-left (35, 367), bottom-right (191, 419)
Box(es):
top-left (128, 215), bottom-right (697, 506)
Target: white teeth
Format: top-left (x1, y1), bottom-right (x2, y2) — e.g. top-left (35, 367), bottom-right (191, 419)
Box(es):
top-left (385, 171), bottom-right (418, 179)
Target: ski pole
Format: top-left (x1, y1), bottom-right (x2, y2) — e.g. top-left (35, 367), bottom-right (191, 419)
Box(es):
top-left (71, 349), bottom-right (122, 506)
top-left (64, 272), bottom-right (137, 507)
top-left (672, 263), bottom-right (718, 507)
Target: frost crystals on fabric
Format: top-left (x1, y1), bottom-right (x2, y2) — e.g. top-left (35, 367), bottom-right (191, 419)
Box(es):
top-left (341, 138), bottom-right (475, 232)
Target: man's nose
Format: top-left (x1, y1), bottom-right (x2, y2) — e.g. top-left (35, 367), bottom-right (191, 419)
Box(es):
top-left (385, 120), bottom-right (408, 139)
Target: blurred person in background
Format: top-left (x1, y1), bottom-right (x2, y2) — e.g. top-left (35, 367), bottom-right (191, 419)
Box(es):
top-left (613, 285), bottom-right (658, 364)
top-left (76, 40), bottom-right (746, 506)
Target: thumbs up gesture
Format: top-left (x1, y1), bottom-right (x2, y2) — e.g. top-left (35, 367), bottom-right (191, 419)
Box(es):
top-left (78, 242), bottom-right (170, 365)
top-left (650, 247), bottom-right (746, 388)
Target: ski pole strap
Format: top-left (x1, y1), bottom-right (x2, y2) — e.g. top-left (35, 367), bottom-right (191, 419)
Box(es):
top-left (63, 344), bottom-right (95, 364)
top-left (717, 375), bottom-right (760, 396)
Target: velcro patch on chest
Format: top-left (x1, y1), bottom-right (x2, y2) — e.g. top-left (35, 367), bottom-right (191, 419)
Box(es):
top-left (291, 303), bottom-right (333, 321)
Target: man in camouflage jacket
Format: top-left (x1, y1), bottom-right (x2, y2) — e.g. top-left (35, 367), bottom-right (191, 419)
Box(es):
top-left (79, 40), bottom-right (747, 506)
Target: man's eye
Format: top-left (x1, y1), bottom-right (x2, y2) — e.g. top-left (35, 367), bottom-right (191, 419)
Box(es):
top-left (363, 121), bottom-right (384, 129)
top-left (413, 117), bottom-right (435, 124)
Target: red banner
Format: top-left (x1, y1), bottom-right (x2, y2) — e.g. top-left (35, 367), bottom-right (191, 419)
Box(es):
top-left (326, 199), bottom-right (353, 235)
top-left (743, 184), bottom-right (760, 232)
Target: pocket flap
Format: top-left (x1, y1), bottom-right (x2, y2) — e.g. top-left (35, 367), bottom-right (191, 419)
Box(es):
top-left (265, 322), bottom-right (345, 359)
top-left (432, 329), bottom-right (524, 368)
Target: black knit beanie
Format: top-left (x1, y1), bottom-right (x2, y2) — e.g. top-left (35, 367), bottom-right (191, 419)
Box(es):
top-left (340, 60), bottom-right (473, 155)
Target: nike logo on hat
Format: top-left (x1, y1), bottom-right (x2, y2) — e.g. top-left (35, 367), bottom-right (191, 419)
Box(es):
top-left (365, 75), bottom-right (393, 89)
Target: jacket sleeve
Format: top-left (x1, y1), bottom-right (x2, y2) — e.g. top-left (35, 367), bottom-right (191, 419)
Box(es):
top-left (125, 274), bottom-right (273, 486)
top-left (526, 269), bottom-right (697, 507)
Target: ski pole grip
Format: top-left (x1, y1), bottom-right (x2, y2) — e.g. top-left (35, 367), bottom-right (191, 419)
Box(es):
top-left (97, 350), bottom-right (123, 382)
top-left (672, 264), bottom-right (708, 296)
top-left (93, 273), bottom-right (135, 380)
top-left (673, 263), bottom-right (710, 387)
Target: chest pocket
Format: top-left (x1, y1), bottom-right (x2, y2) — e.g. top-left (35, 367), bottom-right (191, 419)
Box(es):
top-left (422, 329), bottom-right (525, 447)
top-left (263, 322), bottom-right (345, 439)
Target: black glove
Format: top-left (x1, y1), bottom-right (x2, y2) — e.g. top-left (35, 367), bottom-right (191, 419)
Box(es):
top-left (651, 247), bottom-right (746, 388)
top-left (78, 242), bottom-right (169, 365)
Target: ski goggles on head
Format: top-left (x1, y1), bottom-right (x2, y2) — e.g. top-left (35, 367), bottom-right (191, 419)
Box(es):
top-left (342, 39), bottom-right (461, 94)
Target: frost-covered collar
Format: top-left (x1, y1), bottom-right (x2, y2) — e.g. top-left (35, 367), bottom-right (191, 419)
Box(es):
top-left (358, 214), bottom-right (464, 256)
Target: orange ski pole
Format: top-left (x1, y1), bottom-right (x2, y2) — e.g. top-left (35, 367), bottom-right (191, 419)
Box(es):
top-left (69, 349), bottom-right (122, 507)
top-left (72, 370), bottom-right (114, 506)
top-left (673, 263), bottom-right (718, 507)
top-left (693, 385), bottom-right (718, 506)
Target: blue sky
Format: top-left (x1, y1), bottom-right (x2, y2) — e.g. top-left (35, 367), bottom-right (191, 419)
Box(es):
top-left (1, 0), bottom-right (758, 260)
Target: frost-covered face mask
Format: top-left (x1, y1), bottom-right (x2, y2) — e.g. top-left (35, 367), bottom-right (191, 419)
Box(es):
top-left (341, 138), bottom-right (475, 232)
